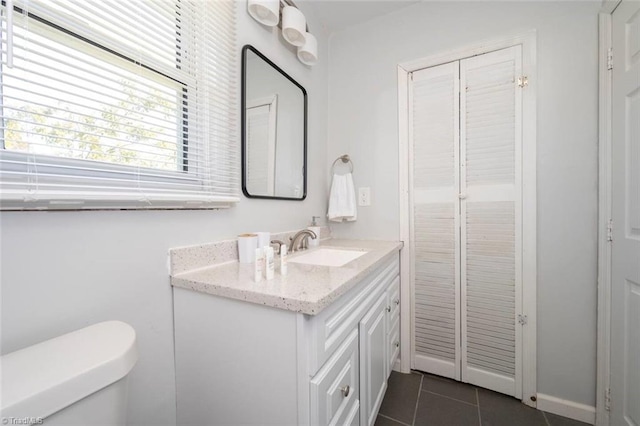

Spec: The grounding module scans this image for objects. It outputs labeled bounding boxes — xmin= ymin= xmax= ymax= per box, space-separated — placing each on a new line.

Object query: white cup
xmin=238 ymin=234 xmax=258 ymax=263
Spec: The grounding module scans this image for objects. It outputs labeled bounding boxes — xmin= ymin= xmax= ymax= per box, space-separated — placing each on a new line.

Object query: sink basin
xmin=288 ymin=248 xmax=368 ymax=267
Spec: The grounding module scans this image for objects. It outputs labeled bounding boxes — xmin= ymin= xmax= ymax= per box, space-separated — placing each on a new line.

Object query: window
xmin=0 ymin=0 xmax=238 ymax=209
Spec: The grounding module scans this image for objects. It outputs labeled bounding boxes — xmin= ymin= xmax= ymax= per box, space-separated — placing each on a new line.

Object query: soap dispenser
xmin=307 ymin=216 xmax=321 ymax=247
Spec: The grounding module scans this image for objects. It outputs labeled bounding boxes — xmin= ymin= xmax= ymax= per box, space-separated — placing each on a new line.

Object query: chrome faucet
xmin=289 ymin=229 xmax=317 ymax=253
xmin=270 ymin=240 xmax=285 ymax=255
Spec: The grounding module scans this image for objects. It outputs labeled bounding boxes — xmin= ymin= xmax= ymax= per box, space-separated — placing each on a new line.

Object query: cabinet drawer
xmin=309 ymin=256 xmax=400 ymax=373
xmin=387 ymin=277 xmax=400 ymax=321
xmin=388 ymin=315 xmax=400 ymax=374
xmin=310 ymin=329 xmax=359 ymax=426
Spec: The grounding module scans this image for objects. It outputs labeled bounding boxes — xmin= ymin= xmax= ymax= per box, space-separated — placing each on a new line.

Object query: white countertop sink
xmin=288 ymin=248 xmax=368 ymax=267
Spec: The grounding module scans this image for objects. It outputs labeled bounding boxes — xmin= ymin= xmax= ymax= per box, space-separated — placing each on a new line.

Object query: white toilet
xmin=1 ymin=321 xmax=138 ymax=425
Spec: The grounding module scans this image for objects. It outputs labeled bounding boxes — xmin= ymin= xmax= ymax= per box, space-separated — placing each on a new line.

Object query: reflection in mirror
xmin=242 ymin=45 xmax=307 ymax=200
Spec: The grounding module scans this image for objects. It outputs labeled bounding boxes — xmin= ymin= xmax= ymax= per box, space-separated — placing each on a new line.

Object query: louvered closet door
xmin=409 ymin=62 xmax=461 ymax=380
xmin=409 ymin=46 xmax=522 ymax=397
xmin=460 ymin=46 xmax=522 ymax=397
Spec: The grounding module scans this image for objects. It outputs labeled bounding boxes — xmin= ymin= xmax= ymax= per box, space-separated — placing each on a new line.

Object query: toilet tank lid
xmin=1 ymin=321 xmax=138 ymax=420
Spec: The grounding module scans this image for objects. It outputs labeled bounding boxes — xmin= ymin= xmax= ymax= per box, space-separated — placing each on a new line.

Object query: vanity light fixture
xmin=247 ymin=0 xmax=280 ymax=26
xmin=297 ymin=32 xmax=317 ymax=66
xmin=281 ymin=5 xmax=306 ymax=46
xmin=247 ymin=0 xmax=318 ymax=66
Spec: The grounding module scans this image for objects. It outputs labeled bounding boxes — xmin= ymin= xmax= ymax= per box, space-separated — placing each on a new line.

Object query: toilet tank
xmin=1 ymin=321 xmax=138 ymax=425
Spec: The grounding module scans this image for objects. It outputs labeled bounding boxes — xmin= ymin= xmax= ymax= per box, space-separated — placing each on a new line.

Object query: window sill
xmin=0 ymin=191 xmax=240 ymax=211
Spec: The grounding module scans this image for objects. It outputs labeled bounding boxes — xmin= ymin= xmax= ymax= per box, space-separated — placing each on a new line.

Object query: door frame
xmin=596 ymin=2 xmax=621 ymax=426
xmin=397 ymin=30 xmax=537 ymax=407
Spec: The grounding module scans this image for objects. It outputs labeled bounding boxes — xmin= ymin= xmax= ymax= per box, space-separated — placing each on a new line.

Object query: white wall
xmin=327 ymin=1 xmax=600 ymax=407
xmin=0 ymin=3 xmax=329 ymax=425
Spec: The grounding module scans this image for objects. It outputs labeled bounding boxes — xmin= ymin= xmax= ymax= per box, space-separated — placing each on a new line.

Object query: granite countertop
xmin=170 ymin=239 xmax=402 ymax=315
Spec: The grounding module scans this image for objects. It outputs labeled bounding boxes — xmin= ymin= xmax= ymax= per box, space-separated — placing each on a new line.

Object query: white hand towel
xmin=327 ymin=172 xmax=357 ymax=222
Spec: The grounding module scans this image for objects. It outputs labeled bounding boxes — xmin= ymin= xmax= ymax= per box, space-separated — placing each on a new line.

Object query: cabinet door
xmin=310 ymin=329 xmax=359 ymax=426
xmin=359 ymin=292 xmax=388 ymax=426
xmin=386 ymin=277 xmax=400 ymax=375
xmin=386 ymin=277 xmax=400 ymax=321
xmin=388 ymin=315 xmax=400 ymax=374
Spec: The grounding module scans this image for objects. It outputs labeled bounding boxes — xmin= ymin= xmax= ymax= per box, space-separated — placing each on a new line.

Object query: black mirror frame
xmin=241 ymin=45 xmax=308 ymax=201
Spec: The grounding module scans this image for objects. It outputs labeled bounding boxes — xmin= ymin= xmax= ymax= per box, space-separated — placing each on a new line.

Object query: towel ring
xmin=331 ymin=154 xmax=354 ymax=174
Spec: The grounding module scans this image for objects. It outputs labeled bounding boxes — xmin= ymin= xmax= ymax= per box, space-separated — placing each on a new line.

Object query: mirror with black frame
xmin=241 ymin=45 xmax=307 ymax=200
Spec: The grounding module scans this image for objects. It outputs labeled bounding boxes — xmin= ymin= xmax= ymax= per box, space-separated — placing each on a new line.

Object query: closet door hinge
xmin=607 ymin=48 xmax=614 ymax=71
xmin=517 ymin=76 xmax=528 ymax=88
xmin=605 ymin=387 xmax=611 ymax=411
xmin=518 ymin=314 xmax=528 ymax=325
xmin=607 ymin=219 xmax=614 ymax=242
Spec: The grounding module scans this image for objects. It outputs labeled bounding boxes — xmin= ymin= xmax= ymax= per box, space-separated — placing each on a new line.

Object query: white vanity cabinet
xmin=173 ymin=253 xmax=400 ymax=426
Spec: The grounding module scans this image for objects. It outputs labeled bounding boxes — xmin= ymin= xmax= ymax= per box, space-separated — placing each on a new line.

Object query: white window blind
xmin=0 ymin=0 xmax=239 ymax=210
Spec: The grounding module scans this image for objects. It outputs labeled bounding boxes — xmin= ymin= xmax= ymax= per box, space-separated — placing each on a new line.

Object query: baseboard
xmin=536 ymin=393 xmax=596 ymax=425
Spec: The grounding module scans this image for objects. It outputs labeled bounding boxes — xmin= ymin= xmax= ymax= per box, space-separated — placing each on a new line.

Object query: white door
xmin=611 ymin=1 xmax=640 ymax=424
xmin=245 ymin=96 xmax=277 ymax=195
xmin=410 ymin=46 xmax=523 ymax=398
xmin=460 ymin=46 xmax=523 ymax=398
xmin=409 ymin=61 xmax=461 ymax=380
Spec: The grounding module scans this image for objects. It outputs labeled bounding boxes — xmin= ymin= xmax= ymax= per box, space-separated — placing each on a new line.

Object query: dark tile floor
xmin=375 ymin=371 xmax=591 ymax=426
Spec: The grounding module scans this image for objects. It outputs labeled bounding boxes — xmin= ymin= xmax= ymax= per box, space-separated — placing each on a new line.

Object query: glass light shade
xmin=248 ymin=0 xmax=279 ymax=26
xmin=297 ymin=32 xmax=317 ymax=66
xmin=282 ymin=6 xmax=306 ymax=47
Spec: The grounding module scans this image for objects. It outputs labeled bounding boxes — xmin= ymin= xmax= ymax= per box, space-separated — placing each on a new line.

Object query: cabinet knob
xmin=395 ymin=299 xmax=400 ymax=306
xmin=341 ymin=385 xmax=350 ymax=398
xmin=386 ymin=306 xmax=391 ymax=313
xmin=395 ymin=341 xmax=400 ymax=348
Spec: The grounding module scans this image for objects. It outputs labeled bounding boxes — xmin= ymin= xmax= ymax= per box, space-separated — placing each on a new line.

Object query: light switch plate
xmin=358 ymin=187 xmax=371 ymax=206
